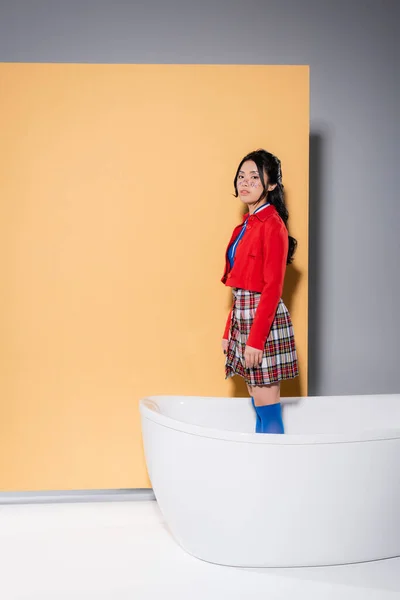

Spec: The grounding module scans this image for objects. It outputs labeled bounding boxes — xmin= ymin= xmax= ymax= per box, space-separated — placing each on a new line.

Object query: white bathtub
xmin=139 ymin=394 xmax=400 ymax=568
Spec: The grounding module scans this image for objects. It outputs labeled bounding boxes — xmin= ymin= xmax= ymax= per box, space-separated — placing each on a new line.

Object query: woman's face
xmin=236 ymin=160 xmax=275 ymax=207
xmin=236 ymin=160 xmax=266 ymax=206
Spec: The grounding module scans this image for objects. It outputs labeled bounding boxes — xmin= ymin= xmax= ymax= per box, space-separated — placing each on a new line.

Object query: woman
xmin=221 ymin=149 xmax=299 ymax=434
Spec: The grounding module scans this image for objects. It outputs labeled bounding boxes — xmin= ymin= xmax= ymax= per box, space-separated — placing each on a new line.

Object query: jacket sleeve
xmin=246 ymin=218 xmax=288 ymax=351
xmin=223 ymin=308 xmax=232 ymax=340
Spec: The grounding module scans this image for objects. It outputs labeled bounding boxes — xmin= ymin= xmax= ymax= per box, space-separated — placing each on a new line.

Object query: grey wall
xmin=1 ymin=0 xmax=399 ymax=396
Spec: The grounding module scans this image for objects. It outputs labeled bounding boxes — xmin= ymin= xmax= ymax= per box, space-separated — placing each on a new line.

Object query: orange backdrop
xmin=0 ymin=64 xmax=309 ymax=491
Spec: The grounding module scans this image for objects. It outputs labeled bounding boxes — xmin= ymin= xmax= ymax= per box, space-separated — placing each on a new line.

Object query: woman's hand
xmin=244 ymin=345 xmax=263 ymax=369
xmin=222 ymin=339 xmax=229 ymax=355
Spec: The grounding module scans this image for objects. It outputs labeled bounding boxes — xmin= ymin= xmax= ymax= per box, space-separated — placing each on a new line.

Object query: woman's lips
xmin=240 ymin=190 xmax=250 ymax=195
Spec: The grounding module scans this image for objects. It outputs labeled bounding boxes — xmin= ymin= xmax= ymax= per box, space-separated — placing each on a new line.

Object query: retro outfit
xmin=221 ymin=203 xmax=299 ymax=387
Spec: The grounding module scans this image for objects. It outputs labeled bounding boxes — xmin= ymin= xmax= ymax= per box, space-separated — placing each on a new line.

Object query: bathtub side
xmin=140 ymin=411 xmax=400 ymax=568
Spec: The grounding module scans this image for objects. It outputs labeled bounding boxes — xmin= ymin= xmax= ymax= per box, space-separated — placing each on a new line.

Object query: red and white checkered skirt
xmin=225 ymin=288 xmax=299 ymax=386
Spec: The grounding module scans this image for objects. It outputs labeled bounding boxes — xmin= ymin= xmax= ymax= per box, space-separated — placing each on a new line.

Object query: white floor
xmin=0 ymin=500 xmax=399 ymax=599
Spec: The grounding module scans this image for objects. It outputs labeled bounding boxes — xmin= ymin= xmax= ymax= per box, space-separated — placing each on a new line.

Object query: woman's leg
xmin=248 ymin=384 xmax=284 ymax=434
xmin=246 ymin=384 xmax=280 ymax=433
xmin=248 ymin=383 xmax=280 ymax=407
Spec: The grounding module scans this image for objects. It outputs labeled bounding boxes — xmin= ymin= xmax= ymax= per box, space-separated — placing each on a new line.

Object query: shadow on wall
xmin=307 ymin=132 xmax=324 ymax=396
xmin=228 ymin=133 xmax=323 ymax=398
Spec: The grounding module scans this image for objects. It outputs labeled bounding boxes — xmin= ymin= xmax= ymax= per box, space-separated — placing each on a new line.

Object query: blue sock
xmin=251 ymin=397 xmax=262 ymax=433
xmin=256 ymin=403 xmax=284 ymax=434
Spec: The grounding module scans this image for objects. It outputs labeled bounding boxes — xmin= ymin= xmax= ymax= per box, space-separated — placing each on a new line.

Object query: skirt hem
xmin=225 ymin=369 xmax=299 ymax=386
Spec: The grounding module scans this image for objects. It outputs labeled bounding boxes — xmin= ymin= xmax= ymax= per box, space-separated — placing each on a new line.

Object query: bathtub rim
xmin=139 ymin=394 xmax=400 ymax=446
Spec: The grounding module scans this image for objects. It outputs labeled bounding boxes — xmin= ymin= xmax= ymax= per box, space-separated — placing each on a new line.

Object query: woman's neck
xmin=248 ymin=200 xmax=269 ymax=215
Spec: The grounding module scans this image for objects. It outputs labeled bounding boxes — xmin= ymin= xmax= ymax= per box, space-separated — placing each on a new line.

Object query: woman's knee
xmin=250 ymin=383 xmax=280 ymax=407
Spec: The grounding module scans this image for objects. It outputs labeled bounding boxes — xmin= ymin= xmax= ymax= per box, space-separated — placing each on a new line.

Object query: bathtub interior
xmin=143 ymin=394 xmax=400 ymax=435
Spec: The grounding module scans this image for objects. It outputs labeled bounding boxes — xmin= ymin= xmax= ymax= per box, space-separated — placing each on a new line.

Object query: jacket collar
xmin=242 ymin=203 xmax=275 ymax=223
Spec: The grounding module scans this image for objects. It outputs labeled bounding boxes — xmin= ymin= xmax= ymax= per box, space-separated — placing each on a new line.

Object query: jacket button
xmin=247 ymin=224 xmax=252 ymax=230
xmin=227 ymin=273 xmax=231 ymax=278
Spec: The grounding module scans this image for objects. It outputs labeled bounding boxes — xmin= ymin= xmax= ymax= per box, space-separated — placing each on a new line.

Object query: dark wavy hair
xmin=233 ymin=149 xmax=297 ymax=265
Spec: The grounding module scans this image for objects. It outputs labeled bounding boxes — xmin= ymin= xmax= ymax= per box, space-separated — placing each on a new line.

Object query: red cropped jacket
xmin=221 ymin=204 xmax=289 ymax=351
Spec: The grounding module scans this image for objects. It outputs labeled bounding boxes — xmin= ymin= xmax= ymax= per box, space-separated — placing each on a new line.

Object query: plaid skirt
xmin=225 ymin=288 xmax=299 ymax=386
